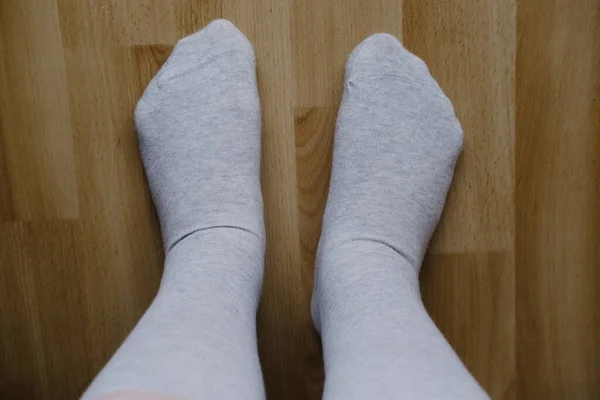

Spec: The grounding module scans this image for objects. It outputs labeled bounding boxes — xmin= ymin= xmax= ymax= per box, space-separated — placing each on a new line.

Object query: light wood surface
xmin=516 ymin=1 xmax=600 ymax=398
xmin=0 ymin=0 xmax=598 ymax=399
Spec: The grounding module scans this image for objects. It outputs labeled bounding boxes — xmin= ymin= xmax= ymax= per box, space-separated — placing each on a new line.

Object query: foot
xmin=320 ymin=33 xmax=462 ymax=271
xmin=313 ymin=33 xmax=463 ymax=327
xmin=135 ymin=19 xmax=264 ymax=253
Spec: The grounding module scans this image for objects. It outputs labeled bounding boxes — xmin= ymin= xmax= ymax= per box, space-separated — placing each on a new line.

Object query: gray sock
xmin=312 ymin=34 xmax=490 ymax=399
xmin=82 ymin=20 xmax=265 ymax=400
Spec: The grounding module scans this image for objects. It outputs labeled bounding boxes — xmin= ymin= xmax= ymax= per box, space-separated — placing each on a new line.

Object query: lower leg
xmin=313 ymin=34 xmax=489 ymax=399
xmin=84 ymin=230 xmax=264 ymax=400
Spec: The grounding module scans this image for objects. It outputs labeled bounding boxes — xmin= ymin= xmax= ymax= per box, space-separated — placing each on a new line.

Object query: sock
xmin=312 ymin=34 xmax=490 ymax=399
xmin=82 ymin=20 xmax=265 ymax=400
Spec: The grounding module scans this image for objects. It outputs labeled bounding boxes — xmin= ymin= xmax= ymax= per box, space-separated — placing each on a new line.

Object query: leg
xmin=82 ymin=20 xmax=265 ymax=400
xmin=312 ymin=34 xmax=489 ymax=399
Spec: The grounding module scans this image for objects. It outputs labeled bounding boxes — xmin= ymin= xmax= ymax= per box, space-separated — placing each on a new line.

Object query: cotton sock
xmin=82 ymin=20 xmax=265 ymax=400
xmin=312 ymin=34 xmax=490 ymax=399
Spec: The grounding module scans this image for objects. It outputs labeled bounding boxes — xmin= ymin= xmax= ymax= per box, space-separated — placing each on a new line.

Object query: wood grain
xmin=0 ymin=0 xmax=598 ymax=399
xmin=516 ymin=1 xmax=600 ymax=398
xmin=0 ymin=0 xmax=78 ymax=220
xmin=404 ymin=1 xmax=516 ymax=399
xmin=421 ymin=252 xmax=515 ymax=399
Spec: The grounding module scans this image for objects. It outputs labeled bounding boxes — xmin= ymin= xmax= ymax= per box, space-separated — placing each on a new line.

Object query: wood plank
xmin=0 ymin=0 xmax=78 ymax=220
xmin=0 ymin=113 xmax=15 ymax=221
xmin=56 ymin=0 xmax=165 ymax=381
xmin=404 ymin=0 xmax=515 ymax=254
xmin=0 ymin=221 xmax=88 ymax=398
xmin=421 ymin=252 xmax=515 ymax=399
xmin=403 ymin=0 xmax=516 ymax=397
xmin=516 ymin=1 xmax=600 ymax=398
xmin=222 ymin=1 xmax=310 ymax=397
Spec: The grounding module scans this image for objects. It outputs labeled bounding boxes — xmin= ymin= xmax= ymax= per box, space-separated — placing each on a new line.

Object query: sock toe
xmin=179 ymin=19 xmax=254 ymax=56
xmin=155 ymin=19 xmax=254 ymax=83
xmin=345 ymin=33 xmax=432 ymax=84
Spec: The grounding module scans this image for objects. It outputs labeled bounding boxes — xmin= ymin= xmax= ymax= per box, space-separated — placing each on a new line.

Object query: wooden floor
xmin=1 ymin=0 xmax=599 ymax=399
